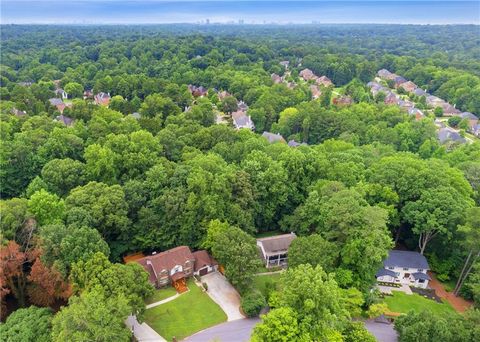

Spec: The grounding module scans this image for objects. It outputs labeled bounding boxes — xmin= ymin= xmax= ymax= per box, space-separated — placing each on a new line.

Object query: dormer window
xmin=171 ymin=265 xmax=183 ymax=275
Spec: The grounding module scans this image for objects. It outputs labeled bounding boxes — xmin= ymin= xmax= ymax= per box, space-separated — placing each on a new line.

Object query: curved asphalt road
xmin=183 ymin=318 xmax=397 ymax=342
xmin=183 ymin=318 xmax=260 ymax=342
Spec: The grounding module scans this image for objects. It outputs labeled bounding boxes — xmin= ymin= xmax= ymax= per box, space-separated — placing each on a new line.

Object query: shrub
xmin=367 ymin=303 xmax=388 ymax=318
xmin=447 ymin=116 xmax=461 ymax=128
xmin=241 ymin=290 xmax=267 ymax=317
xmin=202 ymin=282 xmax=208 ymax=291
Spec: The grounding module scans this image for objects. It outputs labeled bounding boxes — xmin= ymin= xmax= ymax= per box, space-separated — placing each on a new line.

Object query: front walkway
xmin=201 ymin=271 xmax=244 ymax=321
xmin=146 ymin=293 xmax=180 ymax=309
xmin=125 ymin=315 xmax=167 ymax=342
xmin=428 ymin=272 xmax=473 ymax=312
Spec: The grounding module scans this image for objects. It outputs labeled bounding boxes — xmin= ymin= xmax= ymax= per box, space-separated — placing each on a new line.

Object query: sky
xmin=1 ymin=1 xmax=479 ymax=25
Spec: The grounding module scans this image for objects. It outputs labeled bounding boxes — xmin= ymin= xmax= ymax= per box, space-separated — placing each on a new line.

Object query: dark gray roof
xmin=49 ymin=98 xmax=63 ymax=106
xmin=438 ymin=128 xmax=466 ymax=144
xmin=376 ymin=269 xmax=397 ymax=278
xmin=257 ymin=233 xmax=296 ymax=255
xmin=288 ymin=140 xmax=301 ymax=147
xmin=383 ymin=250 xmax=430 ymax=270
xmin=460 ymin=112 xmax=478 ymax=120
xmin=413 ymin=88 xmax=427 ymax=97
xmin=394 ymin=76 xmax=407 ymax=84
xmin=233 ymin=114 xmax=251 ymax=127
xmin=412 ymin=272 xmax=431 ymax=280
xmin=55 ymin=115 xmax=74 ymax=126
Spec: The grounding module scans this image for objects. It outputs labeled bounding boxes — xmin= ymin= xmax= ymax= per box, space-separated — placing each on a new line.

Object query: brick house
xmin=135 ymin=246 xmax=217 ymax=290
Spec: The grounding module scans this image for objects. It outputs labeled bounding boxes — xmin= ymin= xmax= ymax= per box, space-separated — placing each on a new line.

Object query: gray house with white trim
xmin=376 ymin=250 xmax=430 ymax=289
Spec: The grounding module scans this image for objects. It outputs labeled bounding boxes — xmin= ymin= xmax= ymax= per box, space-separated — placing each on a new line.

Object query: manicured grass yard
xmin=253 ymin=273 xmax=282 ymax=297
xmin=384 ymin=291 xmax=455 ymax=315
xmin=144 ymin=280 xmax=227 ymax=341
xmin=145 ymin=286 xmax=178 ymax=304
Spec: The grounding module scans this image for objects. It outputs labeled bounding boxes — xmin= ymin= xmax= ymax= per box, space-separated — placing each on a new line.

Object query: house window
xmin=417 ymin=269 xmax=424 ymax=272
xmin=388 ymin=267 xmax=395 ymax=270
xmin=403 ymin=268 xmax=409 ymax=271
xmin=170 ymin=265 xmax=183 ymax=275
xmin=419 ymin=279 xmax=425 ymax=283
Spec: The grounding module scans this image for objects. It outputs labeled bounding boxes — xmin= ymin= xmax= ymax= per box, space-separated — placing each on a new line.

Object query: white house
xmin=232 ymin=110 xmax=255 ymax=130
xmin=257 ymin=233 xmax=296 ymax=268
xmin=55 ymin=88 xmax=68 ymax=100
xmin=376 ymin=250 xmax=430 ymax=289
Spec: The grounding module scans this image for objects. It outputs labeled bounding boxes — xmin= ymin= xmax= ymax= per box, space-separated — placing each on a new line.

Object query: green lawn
xmin=145 ymin=286 xmax=178 ymax=304
xmin=253 ymin=273 xmax=282 ymax=297
xmin=384 ymin=291 xmax=455 ymax=315
xmin=144 ymin=280 xmax=227 ymax=341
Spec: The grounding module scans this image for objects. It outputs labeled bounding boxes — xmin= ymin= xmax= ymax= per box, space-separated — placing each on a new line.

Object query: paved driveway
xmin=201 ymin=272 xmax=244 ymax=321
xmin=184 ymin=318 xmax=260 ymax=342
xmin=364 ymin=320 xmax=398 ymax=342
xmin=125 ymin=315 xmax=167 ymax=342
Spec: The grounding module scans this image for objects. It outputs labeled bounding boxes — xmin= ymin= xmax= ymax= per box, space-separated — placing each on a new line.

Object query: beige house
xmin=257 ymin=233 xmax=297 ymax=268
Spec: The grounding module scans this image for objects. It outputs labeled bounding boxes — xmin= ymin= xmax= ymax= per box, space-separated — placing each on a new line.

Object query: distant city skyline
xmin=2 ymin=1 xmax=479 ymax=25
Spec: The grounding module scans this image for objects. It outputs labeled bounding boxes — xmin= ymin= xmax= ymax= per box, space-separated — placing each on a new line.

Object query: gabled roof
xmin=232 ymin=111 xmax=253 ymax=128
xmin=460 ymin=112 xmax=478 ymax=120
xmin=262 ymin=131 xmax=286 ymax=144
xmin=192 ymin=250 xmax=218 ymax=272
xmin=55 ymin=115 xmax=74 ymax=126
xmin=376 ymin=268 xmax=397 ymax=278
xmin=383 ymin=250 xmax=430 ymax=270
xmin=49 ymin=98 xmax=63 ymax=106
xmin=413 ymin=88 xmax=427 ymax=97
xmin=136 ymin=246 xmax=195 ymax=275
xmin=412 ymin=272 xmax=431 ymax=281
xmin=394 ymin=76 xmax=407 ymax=84
xmin=438 ymin=127 xmax=466 ymax=144
xmin=288 ymin=140 xmax=301 ymax=147
xmin=257 ymin=233 xmax=296 ymax=256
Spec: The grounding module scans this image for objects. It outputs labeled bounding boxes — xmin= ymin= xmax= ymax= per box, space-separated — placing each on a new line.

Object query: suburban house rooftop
xmin=192 ymin=250 xmax=218 ymax=273
xmin=383 ymin=250 xmax=430 ymax=270
xmin=257 ymin=233 xmax=296 ymax=256
xmin=136 ymin=246 xmax=194 ymax=282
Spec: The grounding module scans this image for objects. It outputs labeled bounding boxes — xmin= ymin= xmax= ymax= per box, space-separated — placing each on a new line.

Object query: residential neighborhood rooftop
xmin=257 ymin=233 xmax=296 ymax=256
xmin=382 ymin=250 xmax=430 ymax=270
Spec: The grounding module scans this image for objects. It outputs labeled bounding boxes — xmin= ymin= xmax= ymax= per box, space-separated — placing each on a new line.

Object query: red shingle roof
xmin=136 ymin=246 xmax=195 ymax=275
xmin=193 ymin=250 xmax=218 ymax=272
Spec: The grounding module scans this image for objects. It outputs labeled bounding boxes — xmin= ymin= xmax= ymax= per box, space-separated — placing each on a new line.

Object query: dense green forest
xmin=1 ymin=24 xmax=479 ymax=341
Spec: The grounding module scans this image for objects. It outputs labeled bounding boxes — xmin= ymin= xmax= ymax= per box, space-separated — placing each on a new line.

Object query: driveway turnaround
xmin=184 ymin=318 xmax=260 ymax=342
xmin=201 ymin=271 xmax=244 ymax=321
xmin=364 ymin=320 xmax=398 ymax=342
